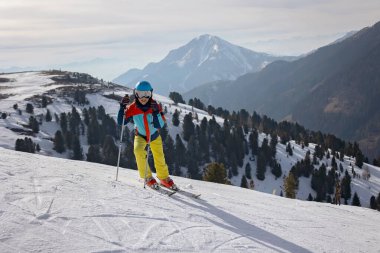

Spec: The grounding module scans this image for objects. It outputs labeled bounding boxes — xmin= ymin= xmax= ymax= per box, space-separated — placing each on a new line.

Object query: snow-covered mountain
xmin=113 ymin=34 xmax=295 ymax=95
xmin=1 ymin=147 xmax=380 ymax=252
xmin=1 ymin=71 xmax=380 ymax=210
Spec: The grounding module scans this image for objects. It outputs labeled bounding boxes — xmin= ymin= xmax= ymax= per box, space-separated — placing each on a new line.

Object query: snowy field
xmin=1 ymin=147 xmax=380 ymax=253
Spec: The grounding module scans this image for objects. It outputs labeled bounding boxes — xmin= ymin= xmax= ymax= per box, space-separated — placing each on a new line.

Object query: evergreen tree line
xmin=183 ymin=94 xmax=370 ymax=166
xmin=15 ymin=137 xmax=40 ymax=153
xmin=52 ymin=105 xmax=118 ymax=163
xmin=177 ymin=95 xmax=380 ymax=208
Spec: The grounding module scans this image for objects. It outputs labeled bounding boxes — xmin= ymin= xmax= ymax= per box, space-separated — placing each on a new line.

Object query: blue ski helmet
xmin=135 ymin=81 xmax=153 ymax=91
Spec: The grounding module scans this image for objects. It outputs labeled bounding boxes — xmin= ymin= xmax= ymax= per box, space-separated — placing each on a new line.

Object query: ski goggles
xmin=135 ymin=90 xmax=152 ymax=98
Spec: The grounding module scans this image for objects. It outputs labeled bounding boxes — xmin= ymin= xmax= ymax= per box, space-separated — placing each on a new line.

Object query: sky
xmin=0 ymin=0 xmax=379 ymax=80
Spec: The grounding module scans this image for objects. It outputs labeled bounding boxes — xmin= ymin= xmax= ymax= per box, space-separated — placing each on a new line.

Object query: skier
xmin=117 ymin=81 xmax=177 ymax=190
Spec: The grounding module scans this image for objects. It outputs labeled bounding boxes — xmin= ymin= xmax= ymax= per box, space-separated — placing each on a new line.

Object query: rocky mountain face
xmin=183 ymin=22 xmax=380 ymax=159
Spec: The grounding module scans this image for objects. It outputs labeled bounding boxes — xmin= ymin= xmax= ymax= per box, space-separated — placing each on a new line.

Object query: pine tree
xmin=174 ymin=134 xmax=186 ymax=167
xmin=311 ymin=163 xmax=327 ymax=202
xmin=284 ymin=172 xmax=298 ymax=199
xmin=256 ymin=152 xmax=266 ymax=181
xmin=203 ymin=162 xmax=228 ymax=184
xmin=53 ymin=130 xmax=65 ymax=153
xmin=87 ymin=118 xmax=100 ymax=145
xmin=60 ymin=113 xmax=68 ymax=133
xmin=249 ymin=131 xmax=259 ymax=156
xmin=307 ymin=193 xmax=313 ymax=201
xmin=269 ymin=133 xmax=277 ymax=158
xmin=28 ymin=116 xmax=39 ymax=133
xmin=355 ymin=151 xmax=364 ymax=168
xmin=163 ymin=134 xmax=175 ymax=174
xmin=41 ymin=96 xmax=48 ymax=108
xmin=352 ymin=192 xmax=361 ymax=206
xmin=16 ymin=137 xmax=36 ymax=153
xmin=182 ymin=113 xmax=195 ymax=141
xmin=240 ymin=175 xmax=248 ymax=188
xmin=286 ymin=142 xmax=293 ymax=156
xmin=26 ymin=103 xmax=34 ymax=114
xmin=46 ymin=109 xmax=52 ymax=122
xmin=97 ymin=105 xmax=106 ymax=121
xmin=271 ymin=162 xmax=282 ymax=179
xmin=186 ymin=136 xmax=201 ymax=179
xmin=172 ymin=109 xmax=180 ymax=127
xmin=65 ymin=131 xmax=73 ymax=150
xmin=245 ymin=163 xmax=252 ymax=179
xmin=87 ymin=145 xmax=102 ymax=163
xmin=102 ymin=135 xmax=118 ymax=165
xmin=15 ymin=139 xmax=26 ymax=152
xmin=370 ymin=195 xmax=377 ymax=210
xmin=169 ymin=92 xmax=185 ymax=104
xmin=341 ymin=170 xmax=352 ymax=201
xmin=69 ymin=107 xmax=81 ymax=135
xmin=72 ymin=135 xmax=83 ymax=160
xmin=82 ymin=108 xmax=90 ymax=126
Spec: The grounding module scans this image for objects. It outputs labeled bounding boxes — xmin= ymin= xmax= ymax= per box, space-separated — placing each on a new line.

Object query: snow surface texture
xmin=1 ymin=147 xmax=380 ymax=253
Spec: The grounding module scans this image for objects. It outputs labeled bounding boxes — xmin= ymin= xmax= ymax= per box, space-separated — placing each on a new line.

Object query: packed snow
xmin=1 ymin=147 xmax=380 ymax=253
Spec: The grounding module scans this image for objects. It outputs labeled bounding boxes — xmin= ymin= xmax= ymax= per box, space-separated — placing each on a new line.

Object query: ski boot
xmin=159 ymin=177 xmax=178 ymax=191
xmin=145 ymin=177 xmax=159 ymax=190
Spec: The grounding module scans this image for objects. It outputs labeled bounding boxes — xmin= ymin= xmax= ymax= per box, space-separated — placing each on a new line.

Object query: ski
xmin=159 ymin=184 xmax=201 ymax=199
xmin=175 ymin=189 xmax=201 ymax=199
xmin=148 ymin=185 xmax=177 ymax=197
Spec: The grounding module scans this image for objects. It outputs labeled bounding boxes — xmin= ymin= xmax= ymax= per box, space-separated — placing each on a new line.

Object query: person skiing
xmin=117 ymin=81 xmax=177 ymax=190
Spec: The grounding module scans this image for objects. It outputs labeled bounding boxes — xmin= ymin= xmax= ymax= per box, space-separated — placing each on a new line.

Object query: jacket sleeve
xmin=117 ymin=107 xmax=131 ymax=125
xmin=152 ymin=104 xmax=166 ymax=129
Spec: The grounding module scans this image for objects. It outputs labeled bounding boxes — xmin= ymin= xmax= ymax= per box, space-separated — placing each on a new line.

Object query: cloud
xmin=0 ymin=0 xmax=379 ymax=79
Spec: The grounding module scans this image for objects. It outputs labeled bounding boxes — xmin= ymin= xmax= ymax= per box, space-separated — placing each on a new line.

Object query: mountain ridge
xmin=113 ymin=34 xmax=295 ymax=95
xmin=183 ymin=21 xmax=380 ymax=159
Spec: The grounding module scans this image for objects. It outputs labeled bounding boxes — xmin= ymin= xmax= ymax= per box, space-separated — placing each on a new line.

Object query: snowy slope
xmin=1 ymin=147 xmax=379 ymax=253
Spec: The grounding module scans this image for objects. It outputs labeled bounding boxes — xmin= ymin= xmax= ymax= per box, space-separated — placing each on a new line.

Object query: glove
xmin=120 ymin=95 xmax=130 ymax=109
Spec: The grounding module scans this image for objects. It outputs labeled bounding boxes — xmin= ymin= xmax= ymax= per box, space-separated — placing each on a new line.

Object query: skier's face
xmin=138 ymin=97 xmax=149 ymax=105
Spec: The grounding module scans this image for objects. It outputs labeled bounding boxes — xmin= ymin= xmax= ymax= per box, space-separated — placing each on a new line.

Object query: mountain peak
xmin=113 ymin=35 xmax=295 ymax=95
xmin=195 ymin=34 xmax=222 ymax=41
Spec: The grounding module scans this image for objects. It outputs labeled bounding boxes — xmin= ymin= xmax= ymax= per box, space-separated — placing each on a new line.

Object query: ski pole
xmin=143 ymin=140 xmax=151 ymax=188
xmin=115 ymin=116 xmax=125 ymax=181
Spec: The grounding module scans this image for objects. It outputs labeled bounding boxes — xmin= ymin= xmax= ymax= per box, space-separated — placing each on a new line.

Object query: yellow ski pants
xmin=134 ymin=134 xmax=169 ymax=180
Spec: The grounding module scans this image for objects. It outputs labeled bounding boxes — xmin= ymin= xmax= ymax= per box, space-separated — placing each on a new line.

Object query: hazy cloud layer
xmin=1 ymin=0 xmax=379 ymax=80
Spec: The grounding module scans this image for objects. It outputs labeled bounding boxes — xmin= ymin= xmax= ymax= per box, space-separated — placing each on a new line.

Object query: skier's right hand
xmin=120 ymin=94 xmax=130 ymax=109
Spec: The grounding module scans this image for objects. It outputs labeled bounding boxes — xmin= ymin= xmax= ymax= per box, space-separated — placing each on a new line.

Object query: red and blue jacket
xmin=117 ymin=98 xmax=166 ymax=143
